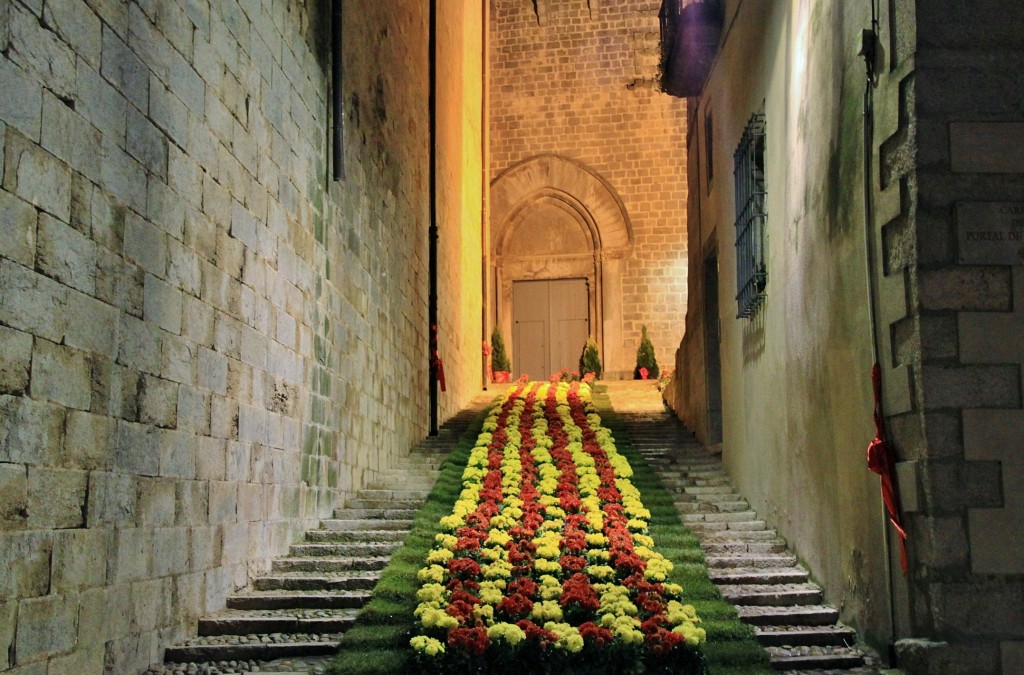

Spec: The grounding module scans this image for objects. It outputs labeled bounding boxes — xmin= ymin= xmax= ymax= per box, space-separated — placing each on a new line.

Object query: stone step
xmin=703 ymin=540 xmax=789 ymax=555
xmin=699 ymin=529 xmax=781 ymax=542
xmin=227 ymin=589 xmax=372 ymax=610
xmin=683 ymin=510 xmax=759 ymax=523
xmin=320 ymin=518 xmax=414 ymax=531
xmin=688 ymin=519 xmax=770 ymax=534
xmin=272 ymin=555 xmax=391 ymax=573
xmin=736 ymin=605 xmax=840 ymax=627
xmin=705 ymin=554 xmax=798 ymax=569
xmin=355 ymin=488 xmax=431 ymax=501
xmin=684 ymin=485 xmax=737 ymax=495
xmin=720 ymin=583 xmax=822 ymax=606
xmin=304 ymin=528 xmax=407 ymax=543
xmin=755 ymin=624 xmax=857 ymax=648
xmin=290 ymin=542 xmax=401 ymax=557
xmin=675 ymin=500 xmax=751 ymax=513
xmin=344 ymin=497 xmax=426 ymax=510
xmin=365 ymin=484 xmax=435 ymax=494
xmin=253 ymin=571 xmax=380 ymax=592
xmin=164 ymin=637 xmax=340 ymax=664
xmin=199 ymin=608 xmax=360 ymax=636
xmin=331 ymin=507 xmax=420 ymax=520
xmin=709 ymin=568 xmax=810 ymax=584
xmin=766 ymin=646 xmax=865 ymax=670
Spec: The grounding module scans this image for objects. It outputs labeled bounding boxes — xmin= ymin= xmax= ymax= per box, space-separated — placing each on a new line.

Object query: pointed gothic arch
xmin=489 ymin=154 xmax=634 ymax=377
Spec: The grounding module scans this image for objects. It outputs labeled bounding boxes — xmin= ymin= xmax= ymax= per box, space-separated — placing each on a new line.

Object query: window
xmin=733 ymin=109 xmax=766 ymax=318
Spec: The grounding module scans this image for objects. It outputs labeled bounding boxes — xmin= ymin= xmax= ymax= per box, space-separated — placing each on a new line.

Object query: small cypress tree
xmin=580 ymin=336 xmax=602 ymax=379
xmin=491 ymin=326 xmax=511 ymax=373
xmin=634 ymin=325 xmax=660 ymax=379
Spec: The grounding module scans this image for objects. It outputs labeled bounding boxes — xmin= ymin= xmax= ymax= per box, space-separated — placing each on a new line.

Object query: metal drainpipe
xmin=428 ymin=0 xmax=439 ymax=436
xmin=859 ymin=0 xmax=899 ymax=660
xmin=332 ymin=0 xmax=344 ymax=181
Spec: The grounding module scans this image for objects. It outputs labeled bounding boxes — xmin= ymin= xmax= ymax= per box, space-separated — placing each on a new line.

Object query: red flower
xmin=448 ymin=626 xmax=490 ymax=656
xmin=445 ymin=599 xmax=476 ymax=622
xmin=579 ymin=621 xmax=614 ymax=648
xmin=558 ymin=555 xmax=588 ymax=573
xmin=643 ymin=625 xmax=684 ymax=654
xmin=496 ymin=592 xmax=534 ymax=621
xmin=508 ymin=577 xmax=538 ymax=599
xmin=448 ymin=557 xmax=481 ymax=579
xmin=516 ymin=619 xmax=558 ymax=645
xmin=559 ymin=573 xmax=600 ymax=612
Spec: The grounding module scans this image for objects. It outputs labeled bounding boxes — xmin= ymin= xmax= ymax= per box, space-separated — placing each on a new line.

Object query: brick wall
xmin=0 ymin=1 xmax=480 ymax=671
xmin=489 ymin=0 xmax=688 ymax=376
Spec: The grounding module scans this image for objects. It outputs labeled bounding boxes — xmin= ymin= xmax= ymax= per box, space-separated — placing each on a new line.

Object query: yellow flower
xmin=416 ymin=565 xmax=446 ymax=584
xmin=626 ymin=518 xmax=649 ymax=532
xmin=486 ymin=530 xmax=512 ymax=547
xmin=478 ymin=586 xmax=503 ymax=605
xmin=410 ymin=635 xmax=445 ymax=656
xmin=672 ymin=623 xmax=707 ymax=646
xmin=435 ymin=533 xmax=458 ymax=550
xmin=418 ymin=607 xmax=458 ymax=630
xmin=662 ymin=582 xmax=683 ymax=598
xmin=534 ymin=558 xmax=562 ymax=574
xmin=530 ymin=600 xmax=564 ymax=622
xmin=482 ymin=560 xmax=512 ymax=579
xmin=473 ymin=604 xmax=495 ymax=622
xmin=426 ymin=548 xmax=453 ymax=565
xmin=416 ymin=583 xmax=447 ymax=604
xmin=585 ymin=564 xmax=615 ymax=581
xmin=543 ymin=622 xmax=584 ymax=653
xmin=487 ymin=622 xmax=527 ymax=646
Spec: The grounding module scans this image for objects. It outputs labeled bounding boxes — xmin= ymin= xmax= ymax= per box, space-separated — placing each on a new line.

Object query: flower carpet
xmin=409 ymin=381 xmax=707 ymax=674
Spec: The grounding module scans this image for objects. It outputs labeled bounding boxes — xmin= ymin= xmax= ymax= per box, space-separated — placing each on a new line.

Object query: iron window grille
xmin=733 ymin=110 xmax=767 ymax=318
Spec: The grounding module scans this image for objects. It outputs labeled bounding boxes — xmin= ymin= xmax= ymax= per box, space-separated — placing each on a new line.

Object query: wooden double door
xmin=512 ymin=278 xmax=590 ymax=380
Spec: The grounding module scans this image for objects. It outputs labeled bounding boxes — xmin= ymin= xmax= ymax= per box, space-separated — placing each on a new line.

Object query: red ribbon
xmin=867 ymin=363 xmax=908 ymax=574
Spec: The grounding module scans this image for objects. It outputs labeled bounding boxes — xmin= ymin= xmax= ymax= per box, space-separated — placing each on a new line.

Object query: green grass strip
xmin=326 ymin=405 xmax=492 ymax=675
xmin=590 ymin=387 xmax=771 ymax=675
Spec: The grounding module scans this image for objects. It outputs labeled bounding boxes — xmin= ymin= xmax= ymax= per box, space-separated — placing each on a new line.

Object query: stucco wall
xmin=667 ymin=0 xmax=898 ymax=647
xmin=0 ymin=1 xmax=481 ymax=671
xmin=488 ymin=0 xmax=688 ymax=378
xmin=437 ymin=0 xmax=485 ymax=416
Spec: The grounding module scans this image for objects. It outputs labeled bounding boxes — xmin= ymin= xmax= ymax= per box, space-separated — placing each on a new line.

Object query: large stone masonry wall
xmin=489 ymin=0 xmax=688 ymax=376
xmin=892 ymin=1 xmax=1024 ymax=671
xmin=0 ymin=0 xmax=465 ymax=672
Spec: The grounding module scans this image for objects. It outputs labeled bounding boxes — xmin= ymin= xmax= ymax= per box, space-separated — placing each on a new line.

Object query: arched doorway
xmin=489 ymin=155 xmax=633 ymax=377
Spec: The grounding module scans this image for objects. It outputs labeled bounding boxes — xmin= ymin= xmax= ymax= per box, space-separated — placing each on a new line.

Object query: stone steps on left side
xmin=147 ymin=393 xmax=493 ymax=674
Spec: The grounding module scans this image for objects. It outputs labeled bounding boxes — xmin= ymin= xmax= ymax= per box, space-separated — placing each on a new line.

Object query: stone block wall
xmin=893 ymin=1 xmax=1024 ymax=671
xmin=488 ymin=0 xmax=688 ymax=377
xmin=0 ymin=1 xmax=480 ymax=672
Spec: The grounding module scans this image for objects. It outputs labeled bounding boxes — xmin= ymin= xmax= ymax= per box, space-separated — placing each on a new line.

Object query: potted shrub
xmin=580 ymin=336 xmax=602 ymax=380
xmin=634 ymin=325 xmax=660 ymax=380
xmin=491 ymin=327 xmax=511 ymax=383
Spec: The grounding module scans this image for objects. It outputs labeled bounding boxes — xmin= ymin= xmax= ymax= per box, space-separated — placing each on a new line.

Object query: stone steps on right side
xmin=613 ymin=408 xmax=879 ymax=673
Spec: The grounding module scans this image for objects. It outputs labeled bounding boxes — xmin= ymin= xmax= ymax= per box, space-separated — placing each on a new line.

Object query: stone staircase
xmin=613 ymin=409 xmax=882 ymax=673
xmin=149 ymin=404 xmax=487 ymax=674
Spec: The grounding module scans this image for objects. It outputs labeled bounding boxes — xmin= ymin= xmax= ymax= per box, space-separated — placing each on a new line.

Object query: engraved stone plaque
xmin=957 ymin=202 xmax=1024 ymax=265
